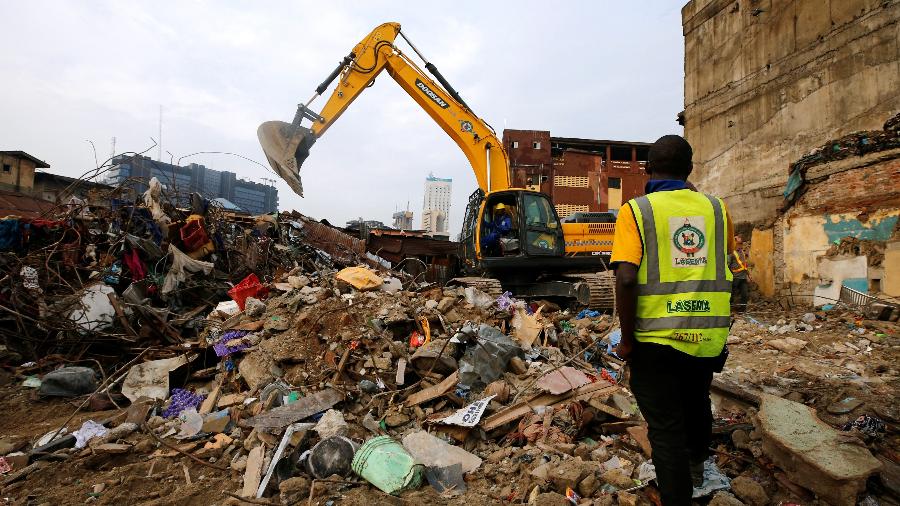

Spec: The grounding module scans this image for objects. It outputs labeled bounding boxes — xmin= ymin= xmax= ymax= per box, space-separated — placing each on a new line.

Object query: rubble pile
xmin=0 ymin=186 xmax=897 ymax=505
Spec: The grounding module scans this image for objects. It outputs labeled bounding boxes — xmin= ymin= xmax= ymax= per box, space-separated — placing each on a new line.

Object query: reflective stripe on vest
xmin=629 ymin=190 xmax=732 ymax=357
xmin=730 ymin=251 xmax=747 ymax=273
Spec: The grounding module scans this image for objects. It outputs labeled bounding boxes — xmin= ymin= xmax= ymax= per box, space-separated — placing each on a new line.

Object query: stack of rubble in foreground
xmin=0 ymin=177 xmax=897 ymax=506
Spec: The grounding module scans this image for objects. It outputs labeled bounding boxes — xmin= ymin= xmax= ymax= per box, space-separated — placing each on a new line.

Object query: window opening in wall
xmin=611 ymin=146 xmax=631 ymax=161
xmin=512 ymin=141 xmax=519 ymax=148
xmin=2 ymin=164 xmax=10 ymax=173
xmin=533 ymin=142 xmax=541 ymax=149
xmin=609 ymin=177 xmax=621 ymax=189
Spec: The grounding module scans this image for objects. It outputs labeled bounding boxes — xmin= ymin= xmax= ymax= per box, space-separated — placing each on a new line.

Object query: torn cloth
xmin=161 ymin=244 xmax=213 ymax=294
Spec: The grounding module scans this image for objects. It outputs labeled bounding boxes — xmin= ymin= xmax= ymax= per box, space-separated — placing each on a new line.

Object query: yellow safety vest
xmin=629 ymin=190 xmax=732 ymax=357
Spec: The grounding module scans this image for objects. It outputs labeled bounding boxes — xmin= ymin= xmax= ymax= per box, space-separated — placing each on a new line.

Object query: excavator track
xmin=448 ymin=277 xmax=504 ymax=297
xmin=563 ymin=271 xmax=616 ymax=310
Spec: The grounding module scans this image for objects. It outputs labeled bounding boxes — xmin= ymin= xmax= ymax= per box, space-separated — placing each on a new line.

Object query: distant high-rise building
xmin=392 ymin=210 xmax=414 ymax=230
xmin=421 ymin=209 xmax=446 ymax=234
xmin=107 ymin=154 xmax=278 ymax=215
xmin=422 ymin=173 xmax=451 ymax=235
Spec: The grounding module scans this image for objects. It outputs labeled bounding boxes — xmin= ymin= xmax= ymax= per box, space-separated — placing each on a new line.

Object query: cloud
xmin=0 ymin=1 xmax=684 ymax=234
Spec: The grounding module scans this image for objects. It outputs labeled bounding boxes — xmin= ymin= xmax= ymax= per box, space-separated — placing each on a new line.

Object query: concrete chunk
xmin=756 ymin=394 xmax=881 ymax=505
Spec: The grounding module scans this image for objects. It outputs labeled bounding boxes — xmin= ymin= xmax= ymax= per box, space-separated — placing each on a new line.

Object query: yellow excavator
xmin=258 ymin=22 xmax=614 ymax=308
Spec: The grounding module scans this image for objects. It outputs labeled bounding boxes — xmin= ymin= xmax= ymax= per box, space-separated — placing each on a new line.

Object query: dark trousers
xmin=731 ymin=277 xmax=748 ymax=311
xmin=629 ymin=342 xmax=717 ymax=506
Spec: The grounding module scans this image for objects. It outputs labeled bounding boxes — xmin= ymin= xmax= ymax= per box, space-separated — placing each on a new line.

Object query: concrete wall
xmin=885 ymin=240 xmax=900 ymax=296
xmin=749 ymin=227 xmax=775 ymax=296
xmin=0 ymin=154 xmax=36 ymax=192
xmin=748 ymin=153 xmax=900 ymax=302
xmin=681 ymin=0 xmax=900 ymax=225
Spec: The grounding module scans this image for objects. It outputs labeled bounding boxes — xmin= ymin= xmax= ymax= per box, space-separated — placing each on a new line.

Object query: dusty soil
xmin=1 ymin=302 xmax=897 ymax=506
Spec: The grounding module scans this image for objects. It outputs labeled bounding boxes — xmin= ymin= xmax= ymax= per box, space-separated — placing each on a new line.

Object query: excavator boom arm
xmin=259 ymin=22 xmax=510 ymax=195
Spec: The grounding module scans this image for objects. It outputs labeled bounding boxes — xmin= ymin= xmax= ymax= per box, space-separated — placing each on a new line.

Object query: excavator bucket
xmin=257 ymin=121 xmax=317 ymax=197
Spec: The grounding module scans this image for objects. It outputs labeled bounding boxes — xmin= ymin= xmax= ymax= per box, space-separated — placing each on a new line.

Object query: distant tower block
xmin=422 ymin=173 xmax=452 ymax=234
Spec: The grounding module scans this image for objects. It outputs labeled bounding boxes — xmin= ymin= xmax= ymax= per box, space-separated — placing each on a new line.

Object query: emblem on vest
xmin=669 ymin=216 xmax=708 ymax=267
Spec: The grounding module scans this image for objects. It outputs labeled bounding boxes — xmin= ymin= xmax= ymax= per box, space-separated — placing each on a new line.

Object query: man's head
xmin=647 ymin=135 xmax=693 ymax=180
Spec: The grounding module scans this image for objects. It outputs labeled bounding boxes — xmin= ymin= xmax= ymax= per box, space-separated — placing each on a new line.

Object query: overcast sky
xmin=0 ymin=1 xmax=685 ymax=233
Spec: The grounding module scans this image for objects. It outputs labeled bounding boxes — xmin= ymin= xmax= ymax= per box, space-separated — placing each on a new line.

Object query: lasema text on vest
xmin=666 ymin=299 xmax=711 ymax=313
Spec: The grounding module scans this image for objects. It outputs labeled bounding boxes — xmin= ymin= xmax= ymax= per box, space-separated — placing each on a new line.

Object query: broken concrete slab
xmin=766 ymin=337 xmax=808 ymax=354
xmin=756 ymin=394 xmax=881 ymax=505
xmin=238 ymin=352 xmax=277 ymax=391
xmin=536 ymin=366 xmax=591 ymax=395
xmin=626 ymin=425 xmax=652 ymax=457
xmin=730 ymin=475 xmax=769 ymax=506
xmin=401 ymin=430 xmax=482 ymax=473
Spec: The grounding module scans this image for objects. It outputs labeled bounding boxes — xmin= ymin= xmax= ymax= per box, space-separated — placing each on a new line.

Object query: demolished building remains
xmin=682 ymin=0 xmax=900 ymax=303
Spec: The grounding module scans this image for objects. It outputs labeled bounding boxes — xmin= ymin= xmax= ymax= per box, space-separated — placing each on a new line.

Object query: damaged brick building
xmin=502 ymin=129 xmax=650 ymax=219
xmin=681 ymin=0 xmax=900 ymax=301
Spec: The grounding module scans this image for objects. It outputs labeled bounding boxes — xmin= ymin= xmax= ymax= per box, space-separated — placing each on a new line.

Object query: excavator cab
xmin=475 ymin=190 xmax=564 ymax=260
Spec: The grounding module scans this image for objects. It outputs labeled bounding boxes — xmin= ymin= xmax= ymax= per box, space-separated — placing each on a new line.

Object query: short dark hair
xmin=647 ymin=135 xmax=693 ymax=177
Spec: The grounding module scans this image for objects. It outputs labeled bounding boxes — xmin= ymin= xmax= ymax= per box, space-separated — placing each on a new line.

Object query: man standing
xmin=729 ymin=235 xmax=750 ymax=312
xmin=611 ymin=135 xmax=734 ymax=506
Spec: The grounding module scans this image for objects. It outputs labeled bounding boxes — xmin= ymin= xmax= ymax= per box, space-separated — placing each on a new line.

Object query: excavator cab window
xmin=480 ymin=195 xmax=520 ymax=257
xmin=522 ymin=193 xmax=562 ymax=256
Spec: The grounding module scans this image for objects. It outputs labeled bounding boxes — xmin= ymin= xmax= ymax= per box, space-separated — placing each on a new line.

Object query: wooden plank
xmin=107 ymin=292 xmax=139 ymax=340
xmin=711 ymin=378 xmax=760 ymax=406
xmin=199 ymin=383 xmax=222 ymax=415
xmin=482 ymin=383 xmax=618 ymax=431
xmin=245 ymin=388 xmax=343 ymax=430
xmin=588 ymin=397 xmax=629 ymax=419
xmin=241 ymin=445 xmax=265 ymax=497
xmin=405 ymin=371 xmax=458 ymax=407
xmin=395 ymin=358 xmax=407 ymax=386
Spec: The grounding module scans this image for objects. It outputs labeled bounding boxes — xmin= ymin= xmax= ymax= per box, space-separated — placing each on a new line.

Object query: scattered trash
xmin=335 ymin=267 xmax=383 ymax=291
xmin=228 ymin=273 xmax=268 ymax=310
xmin=691 ymin=459 xmax=731 ymax=498
xmin=22 ymin=376 xmax=41 ymax=388
xmin=67 ymin=284 xmax=116 ymax=333
xmin=352 ymin=435 xmax=424 ymax=495
xmin=463 ymin=286 xmax=494 ymax=309
xmin=842 ymin=414 xmax=886 ymax=438
xmin=457 ymin=324 xmax=524 ymax=390
xmin=402 ymin=430 xmax=482 ymax=473
xmin=164 ymin=389 xmax=206 ymax=418
xmin=121 ymin=355 xmax=195 ymax=402
xmin=38 ymin=367 xmax=98 ymax=397
xmin=73 ymin=420 xmax=108 ymax=449
xmin=304 ymin=436 xmax=359 ymax=478
xmin=0 ymin=170 xmax=892 ymax=506
xmin=437 ymin=395 xmax=496 ymax=427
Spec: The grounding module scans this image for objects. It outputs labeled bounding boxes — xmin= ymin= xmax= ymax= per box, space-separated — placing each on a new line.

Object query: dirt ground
xmin=1 ymin=302 xmax=897 ymax=506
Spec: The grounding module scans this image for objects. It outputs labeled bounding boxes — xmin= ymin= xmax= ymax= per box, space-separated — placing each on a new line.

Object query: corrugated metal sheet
xmin=294 ymin=215 xmax=367 ymax=264
xmin=0 ymin=191 xmax=56 ymax=218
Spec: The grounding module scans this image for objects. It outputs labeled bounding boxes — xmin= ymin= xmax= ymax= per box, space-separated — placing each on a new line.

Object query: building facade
xmin=422 ymin=174 xmax=451 ymax=234
xmin=421 ymin=209 xmax=448 ymax=238
xmin=681 ymin=0 xmax=900 ymax=301
xmin=0 ymin=151 xmax=49 ymax=193
xmin=681 ymin=0 xmax=900 ymax=225
xmin=502 ymin=130 xmax=650 ymax=219
xmin=32 ymin=172 xmax=117 ymax=207
xmin=107 ymin=155 xmax=278 ymax=214
xmin=392 ymin=210 xmax=414 ymax=230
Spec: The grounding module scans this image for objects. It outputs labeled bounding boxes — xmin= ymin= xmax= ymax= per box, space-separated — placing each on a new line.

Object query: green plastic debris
xmin=351 ymin=435 xmax=423 ymax=494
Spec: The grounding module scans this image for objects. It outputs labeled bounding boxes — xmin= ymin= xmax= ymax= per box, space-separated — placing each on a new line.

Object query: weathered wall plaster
xmin=749 ymin=228 xmax=775 ymax=297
